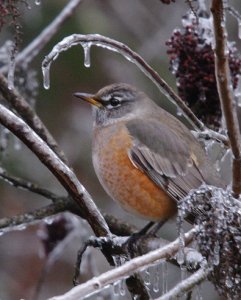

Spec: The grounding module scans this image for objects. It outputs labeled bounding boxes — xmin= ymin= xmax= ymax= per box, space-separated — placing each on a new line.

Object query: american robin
xmin=74 ymin=83 xmax=224 ymax=223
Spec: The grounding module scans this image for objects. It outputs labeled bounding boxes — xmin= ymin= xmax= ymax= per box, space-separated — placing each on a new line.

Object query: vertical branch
xmin=211 ymin=0 xmax=241 ymax=198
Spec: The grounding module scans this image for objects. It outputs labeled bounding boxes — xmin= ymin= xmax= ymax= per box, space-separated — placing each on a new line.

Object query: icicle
xmin=144 ymin=267 xmax=151 ymax=288
xmin=153 ymin=262 xmax=161 ymax=293
xmin=82 ymin=42 xmax=91 ymax=68
xmin=119 ymin=279 xmax=126 ymax=296
xmin=14 ymin=136 xmax=22 ymax=151
xmin=7 ymin=44 xmax=16 ymax=90
xmin=176 ymin=215 xmax=185 ymax=266
xmin=238 ymin=22 xmax=241 ymax=40
xmin=112 ymin=281 xmax=119 ymax=296
xmin=162 ymin=260 xmax=168 ymax=295
xmin=42 ymin=64 xmax=50 ymax=90
xmin=195 ymin=284 xmax=203 ymax=300
xmin=176 ymin=106 xmax=183 ymax=117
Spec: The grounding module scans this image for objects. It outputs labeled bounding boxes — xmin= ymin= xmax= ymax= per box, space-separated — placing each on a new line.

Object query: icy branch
xmin=0 ymin=103 xmax=110 ymax=237
xmin=48 ymin=228 xmax=196 ymax=300
xmin=0 ymin=198 xmax=70 ymax=233
xmin=211 ymin=0 xmax=241 ymax=197
xmin=156 ymin=266 xmax=210 ymax=300
xmin=42 ymin=34 xmax=204 ymax=131
xmin=0 ymin=167 xmax=63 ymax=202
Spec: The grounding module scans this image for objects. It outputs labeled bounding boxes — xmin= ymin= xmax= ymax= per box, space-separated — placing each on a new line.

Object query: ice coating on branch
xmin=178 ymin=185 xmax=241 ymax=298
xmin=7 ymin=43 xmax=16 ymax=90
xmin=82 ymin=42 xmax=92 ymax=68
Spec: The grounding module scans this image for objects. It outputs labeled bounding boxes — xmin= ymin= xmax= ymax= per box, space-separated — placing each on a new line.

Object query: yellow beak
xmin=74 ymin=92 xmax=103 ymax=108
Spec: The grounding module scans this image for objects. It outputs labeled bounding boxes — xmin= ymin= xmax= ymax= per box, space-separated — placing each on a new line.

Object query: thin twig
xmin=192 ymin=129 xmax=229 ymax=146
xmin=0 ymin=73 xmax=68 ymax=163
xmin=0 ymin=166 xmax=62 ymax=202
xmin=42 ymin=34 xmax=205 ymax=131
xmin=0 ymin=103 xmax=110 ymax=237
xmin=156 ymin=266 xmax=210 ymax=300
xmin=211 ymin=0 xmax=241 ymax=197
xmin=0 ymin=198 xmax=70 ymax=231
xmin=226 ymin=6 xmax=241 ymax=22
xmin=47 ymin=228 xmax=196 ymax=300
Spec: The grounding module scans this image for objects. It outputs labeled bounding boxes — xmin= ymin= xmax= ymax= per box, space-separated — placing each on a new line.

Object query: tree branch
xmin=0 ymin=103 xmax=110 ymax=237
xmin=47 ymin=228 xmax=196 ymax=300
xmin=211 ymin=0 xmax=241 ymax=197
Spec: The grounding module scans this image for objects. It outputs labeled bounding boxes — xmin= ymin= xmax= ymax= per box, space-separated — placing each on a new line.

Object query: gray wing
xmin=126 ymin=119 xmax=205 ymax=202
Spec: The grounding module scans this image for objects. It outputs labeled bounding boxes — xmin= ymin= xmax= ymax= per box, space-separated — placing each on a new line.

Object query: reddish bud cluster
xmin=166 ymin=22 xmax=241 ymax=130
xmin=0 ymin=0 xmax=25 ymax=52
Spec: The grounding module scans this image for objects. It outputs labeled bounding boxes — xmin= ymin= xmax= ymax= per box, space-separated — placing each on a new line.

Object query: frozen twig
xmin=0 ymin=198 xmax=70 ymax=231
xmin=0 ymin=73 xmax=68 ymax=163
xmin=156 ymin=266 xmax=210 ymax=300
xmin=42 ymin=34 xmax=204 ymax=131
xmin=48 ymin=228 xmax=196 ymax=300
xmin=0 ymin=167 xmax=63 ymax=202
xmin=0 ymin=103 xmax=110 ymax=237
xmin=211 ymin=0 xmax=241 ymax=197
xmin=192 ymin=129 xmax=229 ymax=146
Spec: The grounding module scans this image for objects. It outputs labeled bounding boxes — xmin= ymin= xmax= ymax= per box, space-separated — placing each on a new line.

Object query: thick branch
xmin=211 ymin=0 xmax=241 ymax=197
xmin=0 ymin=74 xmax=67 ymax=163
xmin=0 ymin=104 xmax=110 ymax=237
xmin=48 ymin=228 xmax=196 ymax=300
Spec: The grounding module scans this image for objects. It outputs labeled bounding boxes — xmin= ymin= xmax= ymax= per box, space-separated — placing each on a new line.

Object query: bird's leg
xmin=147 ymin=219 xmax=167 ymax=235
xmin=136 ymin=221 xmax=155 ymax=235
xmin=126 ymin=220 xmax=167 ymax=258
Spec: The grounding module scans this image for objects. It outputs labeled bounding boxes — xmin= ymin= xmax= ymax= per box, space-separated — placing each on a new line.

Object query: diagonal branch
xmin=0 ymin=103 xmax=110 ymax=237
xmin=211 ymin=0 xmax=241 ymax=197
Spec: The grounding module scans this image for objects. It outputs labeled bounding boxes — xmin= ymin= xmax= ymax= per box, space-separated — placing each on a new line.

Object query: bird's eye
xmin=109 ymin=97 xmax=120 ymax=107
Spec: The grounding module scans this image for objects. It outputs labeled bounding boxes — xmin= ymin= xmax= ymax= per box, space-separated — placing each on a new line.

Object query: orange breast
xmin=93 ymin=124 xmax=177 ymax=221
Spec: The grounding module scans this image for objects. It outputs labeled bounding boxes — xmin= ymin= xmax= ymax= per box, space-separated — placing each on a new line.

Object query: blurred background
xmin=0 ymin=0 xmax=240 ymax=299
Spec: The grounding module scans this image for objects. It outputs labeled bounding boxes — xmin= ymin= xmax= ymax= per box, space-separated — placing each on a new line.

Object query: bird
xmin=74 ymin=83 xmax=224 ymax=225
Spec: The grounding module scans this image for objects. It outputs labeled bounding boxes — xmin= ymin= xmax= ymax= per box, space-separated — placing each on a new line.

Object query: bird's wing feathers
xmin=126 ymin=119 xmax=205 ymax=201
